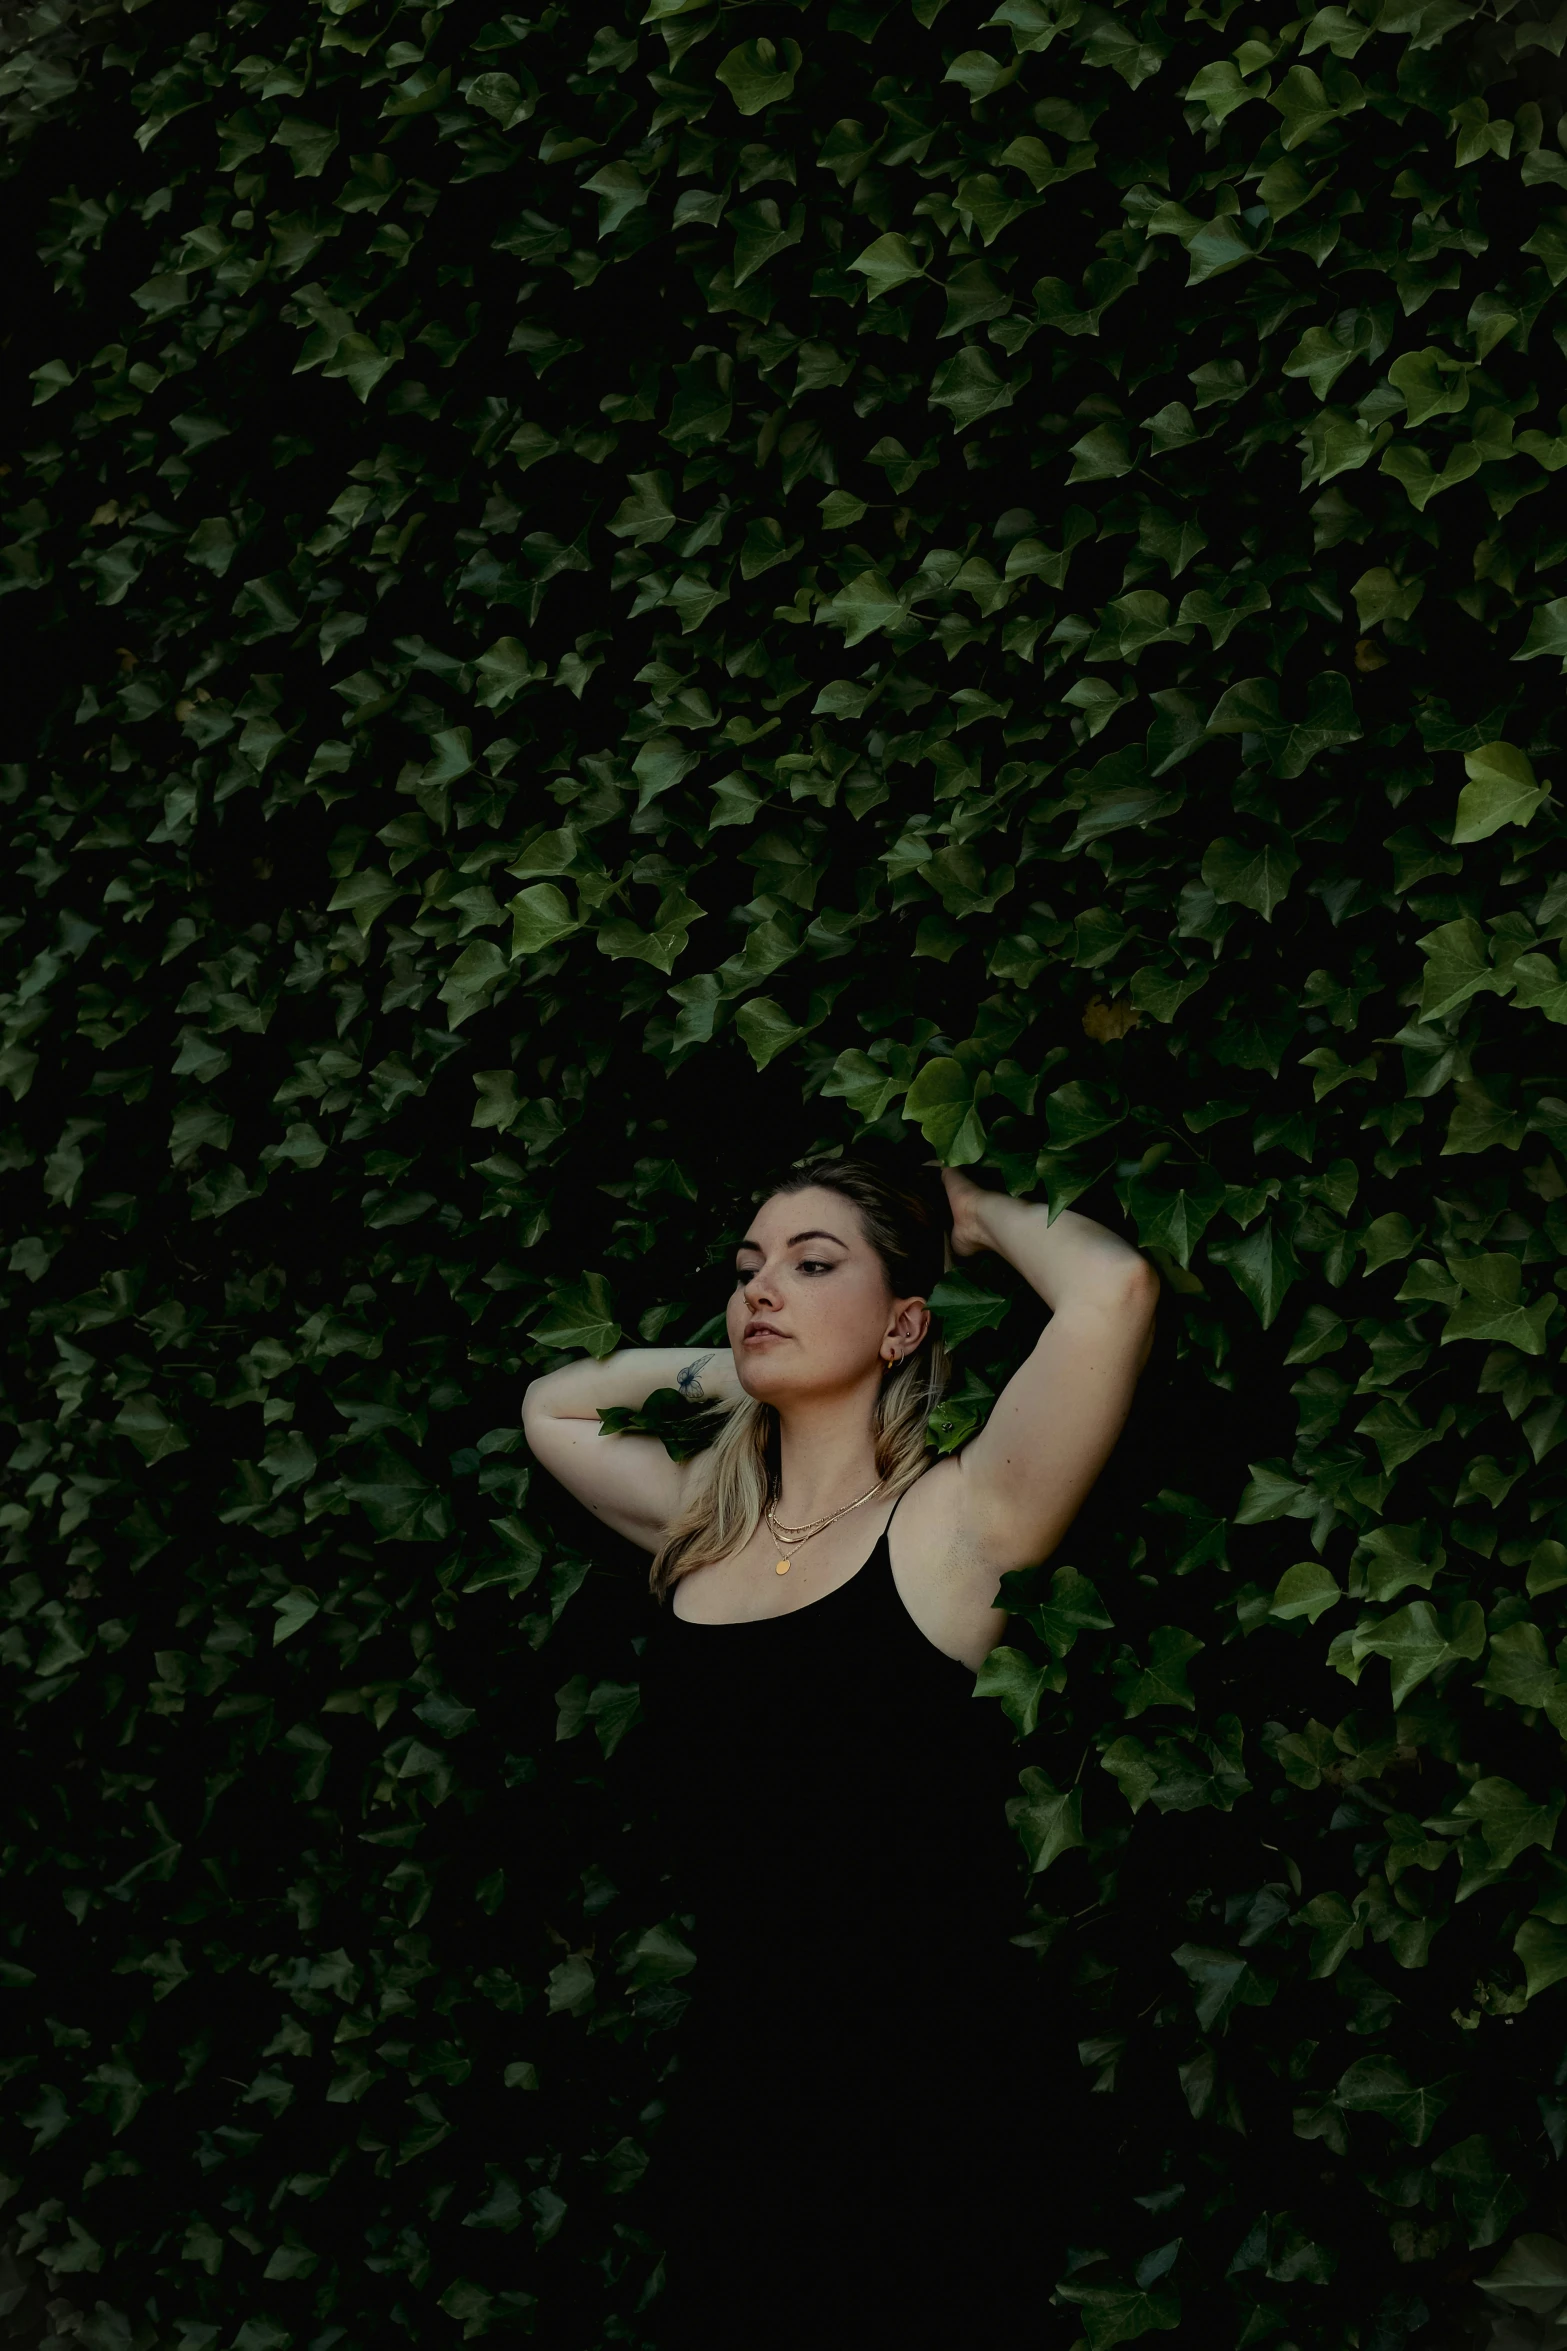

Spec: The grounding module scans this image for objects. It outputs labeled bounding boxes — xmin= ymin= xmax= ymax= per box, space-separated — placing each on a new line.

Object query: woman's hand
xmin=939 ymin=1166 xmax=995 ymax=1260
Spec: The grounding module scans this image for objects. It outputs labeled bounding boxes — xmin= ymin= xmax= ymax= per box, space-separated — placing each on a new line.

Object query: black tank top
xmin=641 ymin=1500 xmax=1016 ymax=2015
xmin=637 ymin=1498 xmax=1083 ymax=2347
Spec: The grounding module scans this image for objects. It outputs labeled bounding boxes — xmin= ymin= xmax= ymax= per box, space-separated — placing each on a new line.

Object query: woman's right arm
xmin=521 ymin=1347 xmax=740 ymax=1553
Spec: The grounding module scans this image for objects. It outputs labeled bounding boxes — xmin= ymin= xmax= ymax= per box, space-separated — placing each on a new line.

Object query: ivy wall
xmin=4 ymin=0 xmax=1567 ymax=2344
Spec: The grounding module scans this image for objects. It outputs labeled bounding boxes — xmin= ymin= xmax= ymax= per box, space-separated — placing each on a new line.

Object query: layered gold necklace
xmin=764 ymin=1480 xmax=884 ymax=1576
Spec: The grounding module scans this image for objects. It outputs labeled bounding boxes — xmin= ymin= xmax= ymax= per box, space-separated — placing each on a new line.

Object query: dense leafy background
xmin=5 ymin=0 xmax=1567 ymax=2343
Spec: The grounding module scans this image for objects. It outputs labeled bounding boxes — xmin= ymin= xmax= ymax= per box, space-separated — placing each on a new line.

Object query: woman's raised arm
xmin=939 ymin=1171 xmax=1159 ymax=1578
xmin=522 ymin=1346 xmax=741 ymax=1553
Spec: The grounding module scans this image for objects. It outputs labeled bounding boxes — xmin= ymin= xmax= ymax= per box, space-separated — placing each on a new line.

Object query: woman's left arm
xmin=942 ymin=1169 xmax=1159 ymax=1575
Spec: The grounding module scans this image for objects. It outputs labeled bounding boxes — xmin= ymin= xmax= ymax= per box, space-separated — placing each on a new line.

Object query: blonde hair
xmin=648 ymin=1153 xmax=954 ymax=1602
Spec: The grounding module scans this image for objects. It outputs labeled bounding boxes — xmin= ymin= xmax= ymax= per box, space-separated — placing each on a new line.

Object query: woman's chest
xmin=671 ymin=1519 xmax=888 ymax=1625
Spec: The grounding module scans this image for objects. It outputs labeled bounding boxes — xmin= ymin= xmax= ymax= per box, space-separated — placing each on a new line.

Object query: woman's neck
xmin=772 ymin=1391 xmax=883 ymax=1521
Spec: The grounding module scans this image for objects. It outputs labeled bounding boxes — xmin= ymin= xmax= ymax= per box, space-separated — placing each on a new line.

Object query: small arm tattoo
xmin=676 ymin=1352 xmax=714 ymax=1401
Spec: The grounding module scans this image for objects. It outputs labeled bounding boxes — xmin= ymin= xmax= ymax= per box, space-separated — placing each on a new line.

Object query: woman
xmin=523 ymin=1152 xmax=1157 ymax=2346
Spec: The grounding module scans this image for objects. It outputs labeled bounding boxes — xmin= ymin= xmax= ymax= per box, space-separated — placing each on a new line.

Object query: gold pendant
xmin=775 ymin=1558 xmax=791 ymax=1576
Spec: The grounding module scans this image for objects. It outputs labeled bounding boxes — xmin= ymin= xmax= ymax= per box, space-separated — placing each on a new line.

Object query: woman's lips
xmin=743 ymin=1323 xmax=787 ymax=1342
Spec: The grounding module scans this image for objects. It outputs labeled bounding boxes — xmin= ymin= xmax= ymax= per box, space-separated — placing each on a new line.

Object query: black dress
xmin=637 ymin=1496 xmax=1083 ymax=2347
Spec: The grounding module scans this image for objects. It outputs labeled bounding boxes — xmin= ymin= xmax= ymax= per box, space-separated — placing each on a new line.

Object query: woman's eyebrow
xmin=734 ymin=1228 xmax=849 ymax=1255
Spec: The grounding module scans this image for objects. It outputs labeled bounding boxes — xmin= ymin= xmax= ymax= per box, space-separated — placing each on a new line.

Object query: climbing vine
xmin=4 ymin=0 xmax=1567 ymax=2343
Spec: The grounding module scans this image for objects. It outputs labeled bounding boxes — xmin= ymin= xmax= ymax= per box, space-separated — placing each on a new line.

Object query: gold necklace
xmin=764 ymin=1480 xmax=884 ymax=1576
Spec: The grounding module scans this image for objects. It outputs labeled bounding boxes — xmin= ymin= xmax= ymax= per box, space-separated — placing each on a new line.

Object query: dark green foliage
xmin=594 ymin=1390 xmax=724 ymax=1462
xmin=4 ymin=0 xmax=1567 ymax=2343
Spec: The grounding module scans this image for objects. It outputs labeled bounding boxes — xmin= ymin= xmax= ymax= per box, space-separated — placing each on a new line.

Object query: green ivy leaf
xmin=1388 ymin=347 xmax=1471 ymax=428
xmin=342 ymin=1441 xmax=454 ymax=1543
xmin=1207 ymin=1218 xmax=1300 ymax=1328
xmin=1453 ymin=741 xmax=1551 ymax=841
xmin=714 ymin=37 xmax=801 ymax=116
xmin=607 ymin=473 xmax=678 ymax=547
xmin=1045 ymin=1080 xmax=1123 ymax=1150
xmin=1054 ymin=2281 xmax=1180 ymax=2350
xmin=928 ymin=1269 xmax=1010 ymax=1345
xmin=944 ymin=48 xmax=1022 ymax=102
xmin=821 ymin=1045 xmax=914 ymax=1123
xmin=928 ymin=346 xmax=1016 ymax=432
xmin=582 ymin=162 xmax=649 ymax=240
xmin=110 ymin=1393 xmax=191 ymax=1464
xmin=1380 ymin=437 xmax=1482 ymax=512
xmin=1441 ymin=1254 xmax=1555 ymax=1352
xmin=1172 ymin=1941 xmax=1276 ymax=2032
xmin=272 ymin=1588 xmax=321 ymax=1645
xmin=1336 ymin=2058 xmax=1452 ymax=2147
xmin=1184 ymin=60 xmax=1266 ymax=125
xmin=1200 ymin=835 xmax=1300 ymax=921
xmin=596 ymin=889 xmax=705 ymax=974
xmin=1284 ymin=322 xmax=1369 ymax=401
xmin=1270 ymin=61 xmax=1362 ymax=148
xmin=1453 ymin=1776 xmax=1565 ymax=1870
xmin=1116 ymin=1625 xmax=1204 ymax=1716
xmin=973 ymin=1645 xmax=1049 ymax=1735
xmin=467 ymin=72 xmax=533 ymax=131
xmin=1123 ymin=1164 xmax=1224 ymax=1267
xmin=1102 ymin=1735 xmax=1161 ymax=1813
xmin=1270 ymin=1561 xmax=1343 ymax=1623
xmin=847 ymin=232 xmax=926 ymax=300
xmin=731 ymin=198 xmax=804 ymax=287
xmin=902 ymin=1055 xmax=986 ymax=1163
xmin=439 ymin=941 xmax=509 ymax=1028
xmin=1007 ymin=1766 xmax=1085 ymax=1874
xmin=326 ymin=869 xmax=407 ymax=937
xmin=1351 ymin=1598 xmax=1486 ymax=1706
xmin=1515 ymin=598 xmax=1567 ymax=665
xmin=817 ymin=569 xmax=904 ymax=646
xmin=1024 ymin=1562 xmax=1115 ymax=1657
xmin=531 ymin=1274 xmax=622 ymax=1360
xmin=733 ymin=995 xmax=802 ymax=1070
xmin=1511 ymin=951 xmax=1567 ymax=1022
xmin=1353 ymin=1522 xmax=1444 ymax=1604
xmin=1483 ymin=1622 xmax=1556 ymax=1711
xmin=1068 ymin=420 xmax=1136 ymax=480
xmin=1299 ymin=406 xmax=1386 ymax=486
xmin=1514 ymin=1923 xmax=1567 ymax=2002
xmin=510 ymin=883 xmax=580 ymax=959
xmin=1418 ymin=916 xmax=1505 ymax=1020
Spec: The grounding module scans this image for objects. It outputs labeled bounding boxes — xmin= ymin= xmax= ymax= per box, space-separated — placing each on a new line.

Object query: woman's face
xmin=725 ymin=1186 xmax=930 ymax=1406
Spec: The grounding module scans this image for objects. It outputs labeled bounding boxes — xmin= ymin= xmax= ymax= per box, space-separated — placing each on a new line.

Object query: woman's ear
xmin=889 ymin=1298 xmax=931 ymax=1351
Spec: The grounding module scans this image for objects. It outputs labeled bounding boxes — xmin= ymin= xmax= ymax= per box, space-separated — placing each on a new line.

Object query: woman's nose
xmin=743 ymin=1265 xmax=780 ymax=1306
